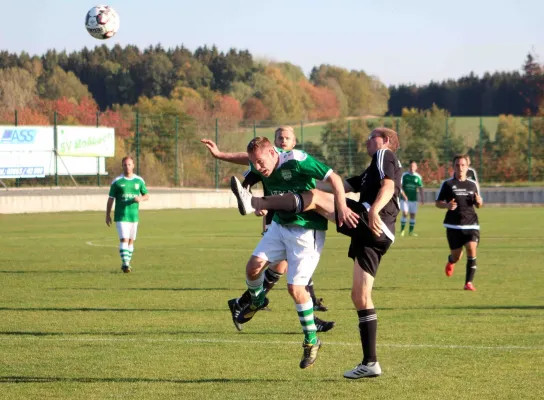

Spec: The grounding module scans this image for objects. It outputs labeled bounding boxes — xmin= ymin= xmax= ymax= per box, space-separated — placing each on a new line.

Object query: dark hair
xmin=452 ymin=154 xmax=469 ymax=165
xmin=247 ymin=137 xmax=272 ymax=154
xmin=371 ymin=127 xmax=399 ymax=152
xmin=121 ymin=156 xmax=133 ymax=164
xmin=409 ymin=160 xmax=416 ymax=164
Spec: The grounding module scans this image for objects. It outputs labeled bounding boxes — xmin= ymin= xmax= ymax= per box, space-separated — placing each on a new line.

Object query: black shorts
xmin=446 ymin=228 xmax=480 ymax=250
xmin=335 ymin=199 xmax=392 ymax=277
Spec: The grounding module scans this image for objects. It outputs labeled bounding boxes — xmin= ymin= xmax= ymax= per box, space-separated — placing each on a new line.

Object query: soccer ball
xmin=85 ymin=5 xmax=120 ymax=40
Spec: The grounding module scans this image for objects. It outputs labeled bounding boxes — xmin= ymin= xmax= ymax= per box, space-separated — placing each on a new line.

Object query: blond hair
xmin=274 ymin=125 xmax=295 ymax=140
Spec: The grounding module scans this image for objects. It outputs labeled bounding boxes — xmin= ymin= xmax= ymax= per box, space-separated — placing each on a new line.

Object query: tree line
xmin=389 ymin=54 xmax=544 ymax=116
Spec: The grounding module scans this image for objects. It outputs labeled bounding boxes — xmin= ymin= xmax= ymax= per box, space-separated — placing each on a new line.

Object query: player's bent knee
xmin=246 ymin=256 xmax=268 ymax=278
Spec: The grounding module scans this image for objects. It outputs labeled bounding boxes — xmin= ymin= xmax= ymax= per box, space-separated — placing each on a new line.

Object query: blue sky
xmin=1 ymin=0 xmax=542 ymax=86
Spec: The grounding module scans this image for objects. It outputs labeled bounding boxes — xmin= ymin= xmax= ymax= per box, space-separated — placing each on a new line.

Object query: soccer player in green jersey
xmin=106 ymin=156 xmax=149 ymax=273
xmin=400 ymin=161 xmax=424 ymax=236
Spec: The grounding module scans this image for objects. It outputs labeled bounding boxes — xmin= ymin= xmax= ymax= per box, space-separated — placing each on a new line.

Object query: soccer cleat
xmin=400 ymin=229 xmax=405 ymax=237
xmin=313 ymin=298 xmax=329 ymax=312
xmin=121 ymin=265 xmax=132 ymax=273
xmin=227 ymin=298 xmax=243 ymax=331
xmin=445 ymin=261 xmax=455 ymax=277
xmin=464 ymin=282 xmax=476 ymax=291
xmin=230 ymin=176 xmax=255 ymax=216
xmin=236 ymin=297 xmax=269 ymax=324
xmin=300 ymin=339 xmax=322 ymax=369
xmin=314 ymin=317 xmax=335 ymax=333
xmin=409 ymin=232 xmax=418 ymax=237
xmin=343 ymin=362 xmax=382 ymax=379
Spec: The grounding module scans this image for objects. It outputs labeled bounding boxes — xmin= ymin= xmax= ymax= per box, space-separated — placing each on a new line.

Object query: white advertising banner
xmin=0 ymin=126 xmax=54 ymax=178
xmin=57 ymin=126 xmax=115 ymax=157
xmin=0 ymin=125 xmax=113 ymax=178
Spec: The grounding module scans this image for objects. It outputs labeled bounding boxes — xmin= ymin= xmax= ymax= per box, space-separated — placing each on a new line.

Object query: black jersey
xmin=345 ymin=148 xmax=402 ymax=241
xmin=436 ymin=178 xmax=480 ymax=229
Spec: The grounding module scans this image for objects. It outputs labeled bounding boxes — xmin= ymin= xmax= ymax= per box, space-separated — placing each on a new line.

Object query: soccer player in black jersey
xmin=231 ymin=127 xmax=402 ymax=379
xmin=437 ymin=154 xmax=483 ymax=291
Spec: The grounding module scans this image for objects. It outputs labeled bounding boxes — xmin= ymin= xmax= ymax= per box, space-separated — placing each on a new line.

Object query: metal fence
xmin=2 ymin=112 xmax=543 ymax=188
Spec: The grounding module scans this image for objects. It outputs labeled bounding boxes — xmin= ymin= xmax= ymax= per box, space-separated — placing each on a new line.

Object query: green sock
xmin=401 ymin=219 xmax=406 ymax=231
xmin=119 ymin=243 xmax=130 ymax=266
xmin=296 ymin=301 xmax=317 ymax=345
xmin=128 ymin=245 xmax=134 ymax=263
xmin=409 ymin=221 xmax=415 ymax=233
xmin=247 ymin=277 xmax=265 ymax=307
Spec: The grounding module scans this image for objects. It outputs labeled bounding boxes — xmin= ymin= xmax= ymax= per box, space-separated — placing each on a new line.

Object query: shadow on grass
xmin=0 ymin=376 xmax=290 ymax=384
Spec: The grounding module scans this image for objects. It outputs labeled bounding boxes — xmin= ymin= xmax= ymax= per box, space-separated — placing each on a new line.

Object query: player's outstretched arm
xmin=368 ymin=178 xmax=395 ymax=237
xmin=201 ymin=139 xmax=249 ymax=165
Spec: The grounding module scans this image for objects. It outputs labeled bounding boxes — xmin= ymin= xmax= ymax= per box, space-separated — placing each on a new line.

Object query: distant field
xmin=0 ymin=207 xmax=542 ymax=399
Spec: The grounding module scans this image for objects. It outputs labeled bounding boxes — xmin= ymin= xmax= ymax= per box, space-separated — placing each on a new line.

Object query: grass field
xmin=1 ymin=207 xmax=543 ymax=399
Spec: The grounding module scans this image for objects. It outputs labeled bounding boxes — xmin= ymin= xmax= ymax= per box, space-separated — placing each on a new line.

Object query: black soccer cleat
xmin=121 ymin=265 xmax=132 ymax=273
xmin=300 ymin=339 xmax=322 ymax=369
xmin=236 ymin=297 xmax=270 ymax=325
xmin=227 ymin=298 xmax=243 ymax=331
xmin=314 ymin=317 xmax=335 ymax=333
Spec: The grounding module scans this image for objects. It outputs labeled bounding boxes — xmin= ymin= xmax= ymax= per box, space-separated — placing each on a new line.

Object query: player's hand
xmin=106 ymin=215 xmax=112 ymax=227
xmin=200 ymin=139 xmax=221 ymax=158
xmin=403 ymin=194 xmax=408 ymax=201
xmin=133 ymin=196 xmax=141 ymax=203
xmin=368 ymin=209 xmax=383 ymax=237
xmin=337 ymin=205 xmax=359 ymax=229
xmin=254 ymin=209 xmax=268 ymax=216
xmin=447 ymin=199 xmax=457 ymax=210
xmin=474 ymin=193 xmax=483 ymax=207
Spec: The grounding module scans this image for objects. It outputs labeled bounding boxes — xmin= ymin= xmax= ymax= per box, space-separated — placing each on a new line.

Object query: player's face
xmin=275 ymin=131 xmax=296 ymax=151
xmin=249 ymin=147 xmax=277 ymax=177
xmin=122 ymin=158 xmax=135 ymax=176
xmin=454 ymin=158 xmax=468 ymax=180
xmin=410 ymin=162 xmax=417 ymax=173
xmin=366 ymin=132 xmax=386 ymax=156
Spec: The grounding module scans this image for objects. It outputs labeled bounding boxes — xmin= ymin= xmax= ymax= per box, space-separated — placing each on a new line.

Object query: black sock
xmin=357 ymin=309 xmax=377 ymax=364
xmin=263 ymin=267 xmax=283 ymax=292
xmin=306 ymin=278 xmax=317 ymax=304
xmin=448 ymin=254 xmax=455 ymax=264
xmin=466 ymin=257 xmax=477 ymax=284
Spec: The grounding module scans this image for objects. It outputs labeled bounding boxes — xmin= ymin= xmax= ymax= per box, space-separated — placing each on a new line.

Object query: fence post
xmin=253 ymin=120 xmax=256 ymax=138
xmin=96 ymin=112 xmax=100 ymax=186
xmin=15 ymin=110 xmax=20 ymax=187
xmin=175 ymin=116 xmax=179 ymax=187
xmin=215 ymin=118 xmax=219 ymax=190
xmin=479 ymin=116 xmax=483 ymax=181
xmin=300 ymin=121 xmax=304 ymax=151
xmin=54 ymin=111 xmax=59 ymax=186
xmin=528 ymin=117 xmax=532 ymax=182
xmin=347 ymin=120 xmax=353 ymax=176
xmin=444 ymin=117 xmax=449 ymax=180
xmin=135 ymin=111 xmax=140 ymax=175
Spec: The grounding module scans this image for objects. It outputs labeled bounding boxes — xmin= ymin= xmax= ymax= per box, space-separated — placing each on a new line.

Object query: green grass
xmin=0 ymin=207 xmax=543 ymax=399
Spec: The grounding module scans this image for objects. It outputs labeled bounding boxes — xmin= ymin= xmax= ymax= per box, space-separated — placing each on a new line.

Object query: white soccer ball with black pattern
xmin=85 ymin=5 xmax=120 ymax=40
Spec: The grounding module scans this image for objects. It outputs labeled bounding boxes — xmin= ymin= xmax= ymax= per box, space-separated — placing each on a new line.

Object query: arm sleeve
xmin=296 ymin=153 xmax=333 ymax=181
xmin=140 ymin=180 xmax=148 ymax=195
xmin=108 ymin=183 xmax=116 ymax=198
xmin=377 ymin=149 xmax=397 ymax=180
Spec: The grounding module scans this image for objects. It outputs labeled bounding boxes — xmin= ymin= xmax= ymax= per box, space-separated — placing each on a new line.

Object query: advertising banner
xmin=57 ymin=126 xmax=115 ymax=157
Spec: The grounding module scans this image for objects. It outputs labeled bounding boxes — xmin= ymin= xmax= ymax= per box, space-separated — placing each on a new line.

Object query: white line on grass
xmin=0 ymin=336 xmax=540 ymax=351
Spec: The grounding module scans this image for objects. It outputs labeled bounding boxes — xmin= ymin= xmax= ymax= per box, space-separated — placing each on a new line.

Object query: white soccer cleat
xmin=230 ymin=176 xmax=255 ymax=216
xmin=343 ymin=362 xmax=382 ymax=379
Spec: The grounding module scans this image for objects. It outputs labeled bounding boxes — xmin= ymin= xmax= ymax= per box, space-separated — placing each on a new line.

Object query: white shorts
xmin=401 ymin=200 xmax=418 ymax=215
xmin=116 ymin=222 xmax=138 ymax=240
xmin=253 ymin=221 xmax=326 ymax=286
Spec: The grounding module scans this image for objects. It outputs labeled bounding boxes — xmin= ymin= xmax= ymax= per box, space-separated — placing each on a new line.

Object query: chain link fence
xmin=1 ymin=112 xmax=542 ymax=188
